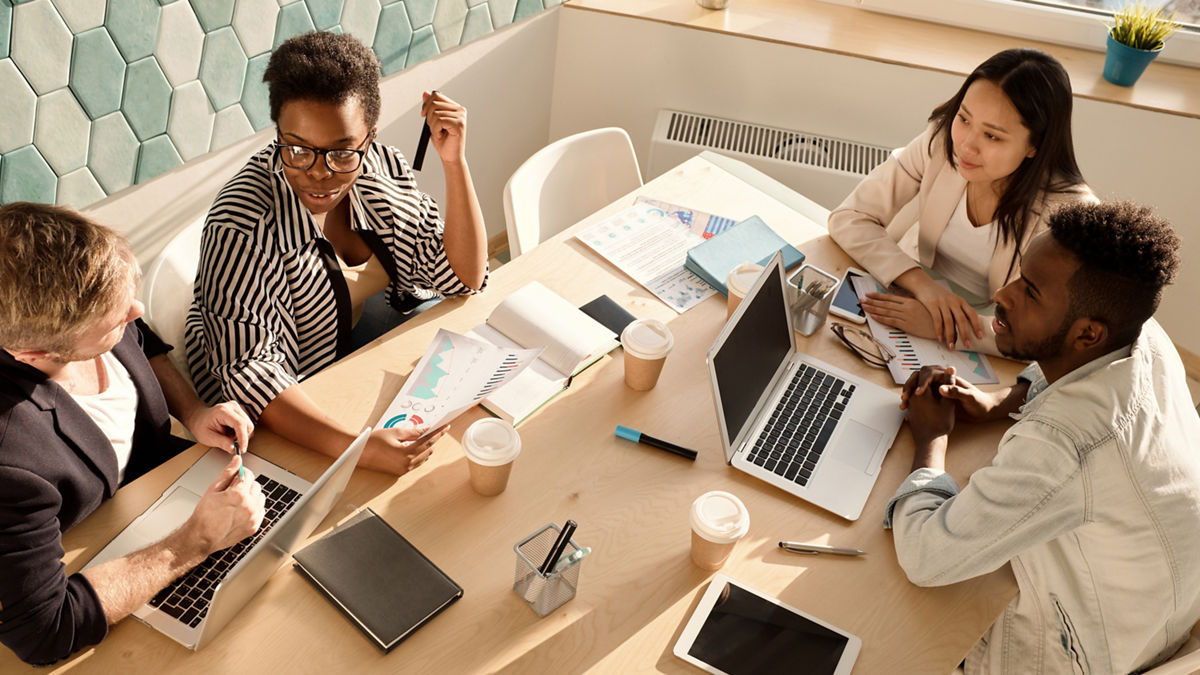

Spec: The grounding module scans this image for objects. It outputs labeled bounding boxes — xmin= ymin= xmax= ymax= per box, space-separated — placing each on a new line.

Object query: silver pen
xmin=778 ymin=541 xmax=866 ymax=557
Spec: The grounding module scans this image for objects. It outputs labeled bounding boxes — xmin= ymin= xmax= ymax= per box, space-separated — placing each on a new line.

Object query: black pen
xmin=615 ymin=425 xmax=698 ymax=461
xmin=539 ymin=520 xmax=577 ymax=576
xmin=412 ymin=90 xmax=437 ymax=171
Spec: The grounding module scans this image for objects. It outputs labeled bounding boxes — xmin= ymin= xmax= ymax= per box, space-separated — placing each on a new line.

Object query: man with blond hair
xmin=0 ymin=203 xmax=264 ymax=664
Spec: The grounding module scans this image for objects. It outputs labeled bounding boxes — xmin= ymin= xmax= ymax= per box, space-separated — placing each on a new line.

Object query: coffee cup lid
xmin=690 ymin=491 xmax=750 ymax=543
xmin=621 ymin=318 xmax=674 ymax=359
xmin=462 ymin=418 xmax=521 ymax=466
xmin=726 ymin=262 xmax=764 ymax=297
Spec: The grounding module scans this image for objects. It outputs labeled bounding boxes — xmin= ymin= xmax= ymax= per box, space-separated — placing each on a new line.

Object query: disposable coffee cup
xmin=689 ymin=490 xmax=750 ymax=570
xmin=462 ymin=418 xmax=521 ymax=496
xmin=621 ymin=319 xmax=674 ymax=391
xmin=726 ymin=262 xmax=763 ymax=319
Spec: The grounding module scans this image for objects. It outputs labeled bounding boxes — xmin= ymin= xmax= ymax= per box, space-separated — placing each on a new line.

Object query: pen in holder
xmin=513 ymin=523 xmax=584 ymax=617
xmin=787 ymin=264 xmax=838 ymax=336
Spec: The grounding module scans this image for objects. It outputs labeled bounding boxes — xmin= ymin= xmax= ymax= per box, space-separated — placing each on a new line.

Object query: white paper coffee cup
xmin=689 ymin=490 xmax=750 ymax=570
xmin=463 ymin=418 xmax=521 ymax=496
xmin=621 ymin=319 xmax=675 ymax=391
xmin=726 ymin=262 xmax=763 ymax=318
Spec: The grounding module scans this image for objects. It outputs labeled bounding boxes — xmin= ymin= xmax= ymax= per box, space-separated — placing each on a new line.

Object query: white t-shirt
xmin=70 ymin=351 xmax=138 ymax=483
xmin=339 ymin=252 xmax=390 ymax=325
xmin=932 ymin=193 xmax=995 ymax=299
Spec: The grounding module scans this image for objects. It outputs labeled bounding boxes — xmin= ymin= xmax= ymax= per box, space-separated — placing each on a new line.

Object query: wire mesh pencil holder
xmin=513 ymin=523 xmax=583 ymax=617
xmin=787 ymin=264 xmax=839 ymax=336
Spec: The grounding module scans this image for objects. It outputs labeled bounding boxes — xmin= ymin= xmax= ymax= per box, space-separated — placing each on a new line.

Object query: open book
xmin=468 ymin=282 xmax=620 ymax=425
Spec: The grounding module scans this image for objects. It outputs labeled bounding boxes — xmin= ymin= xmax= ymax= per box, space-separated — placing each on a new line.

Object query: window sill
xmin=564 ymin=0 xmax=1200 ymax=120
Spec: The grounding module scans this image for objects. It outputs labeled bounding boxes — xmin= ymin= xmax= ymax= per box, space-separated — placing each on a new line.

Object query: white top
xmin=690 ymin=490 xmax=750 ymax=544
xmin=726 ymin=262 xmax=764 ymax=298
xmin=339 ymin=252 xmax=390 ymax=325
xmin=462 ymin=418 xmax=522 ymax=465
xmin=931 ymin=193 xmax=994 ymax=299
xmin=621 ymin=319 xmax=674 ymax=359
xmin=70 ymin=351 xmax=138 ymax=483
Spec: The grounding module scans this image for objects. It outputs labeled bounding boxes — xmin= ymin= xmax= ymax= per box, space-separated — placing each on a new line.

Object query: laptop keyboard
xmin=747 ymin=364 xmax=856 ymax=487
xmin=147 ymin=474 xmax=302 ymax=628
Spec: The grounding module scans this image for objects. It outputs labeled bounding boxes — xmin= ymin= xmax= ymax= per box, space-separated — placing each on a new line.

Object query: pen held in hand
xmin=235 ymin=438 xmax=244 ymax=479
xmin=412 ymin=89 xmax=438 ymax=172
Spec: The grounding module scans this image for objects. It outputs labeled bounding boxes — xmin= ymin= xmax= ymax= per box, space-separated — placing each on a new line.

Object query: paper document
xmin=376 ymin=329 xmax=542 ymax=431
xmin=851 ymin=276 xmax=999 ymax=385
xmin=576 ymin=202 xmax=722 ymax=312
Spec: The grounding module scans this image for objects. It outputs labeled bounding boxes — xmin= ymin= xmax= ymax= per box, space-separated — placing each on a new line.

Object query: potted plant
xmin=1103 ymin=2 xmax=1180 ymax=86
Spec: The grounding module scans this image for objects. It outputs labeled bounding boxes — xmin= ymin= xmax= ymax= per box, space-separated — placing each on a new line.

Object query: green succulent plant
xmin=1109 ymin=2 xmax=1180 ymax=51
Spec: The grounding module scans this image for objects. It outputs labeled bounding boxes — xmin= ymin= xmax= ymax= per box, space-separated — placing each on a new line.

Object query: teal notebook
xmin=684 ymin=216 xmax=805 ymax=295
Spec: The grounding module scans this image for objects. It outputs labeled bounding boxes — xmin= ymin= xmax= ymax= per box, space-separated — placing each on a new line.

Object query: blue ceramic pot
xmin=1103 ymin=31 xmax=1162 ymax=86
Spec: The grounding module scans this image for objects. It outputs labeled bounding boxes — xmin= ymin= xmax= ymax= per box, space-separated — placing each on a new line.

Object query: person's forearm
xmin=991 ymin=380 xmax=1031 ymax=420
xmin=81 ymin=527 xmax=209 ymax=624
xmin=148 ymin=354 xmax=205 ymax=427
xmin=440 ymin=158 xmax=487 ymax=290
xmin=893 ymin=267 xmax=937 ymax=295
xmin=910 ymin=434 xmax=948 ymax=473
xmin=257 ymin=385 xmax=356 ymax=459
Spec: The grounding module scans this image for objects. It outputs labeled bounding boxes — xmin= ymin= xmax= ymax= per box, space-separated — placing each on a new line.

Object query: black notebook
xmin=292 ymin=508 xmax=462 ymax=652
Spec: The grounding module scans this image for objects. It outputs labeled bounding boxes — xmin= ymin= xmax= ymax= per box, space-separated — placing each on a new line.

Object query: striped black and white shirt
xmin=185 ymin=142 xmax=484 ymax=418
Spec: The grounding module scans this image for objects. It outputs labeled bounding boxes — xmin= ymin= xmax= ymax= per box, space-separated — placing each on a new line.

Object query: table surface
xmin=22 ymin=154 xmax=1020 ymax=674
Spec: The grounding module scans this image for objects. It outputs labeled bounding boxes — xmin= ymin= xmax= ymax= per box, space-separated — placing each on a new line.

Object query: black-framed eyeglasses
xmin=829 ymin=322 xmax=894 ymax=368
xmin=275 ymin=132 xmax=373 ymax=173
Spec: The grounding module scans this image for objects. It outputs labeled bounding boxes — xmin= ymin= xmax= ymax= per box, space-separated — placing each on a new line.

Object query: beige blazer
xmin=828 ymin=124 xmax=1095 ymax=355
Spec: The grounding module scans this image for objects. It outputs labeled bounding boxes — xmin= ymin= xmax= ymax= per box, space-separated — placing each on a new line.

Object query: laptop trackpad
xmin=138 ymin=486 xmax=202 ymax=537
xmin=834 ymin=421 xmax=882 ymax=474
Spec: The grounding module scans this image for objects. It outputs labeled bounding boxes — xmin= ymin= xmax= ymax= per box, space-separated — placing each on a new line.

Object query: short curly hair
xmin=264 ymin=31 xmax=381 ymax=129
xmin=1048 ymin=200 xmax=1180 ymax=347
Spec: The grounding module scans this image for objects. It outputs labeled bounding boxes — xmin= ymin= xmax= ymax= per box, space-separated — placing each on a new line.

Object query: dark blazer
xmin=0 ymin=321 xmax=179 ymax=665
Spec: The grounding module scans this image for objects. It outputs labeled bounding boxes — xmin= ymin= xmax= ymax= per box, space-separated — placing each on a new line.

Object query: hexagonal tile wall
xmin=0 ymin=145 xmax=57 ymax=204
xmin=33 ymin=88 xmax=90 ymax=175
xmin=406 ymin=0 xmax=436 ymax=29
xmin=407 ymin=24 xmax=438 ymax=68
xmin=199 ymin=26 xmax=249 ymax=111
xmin=1 ymin=1 xmax=11 ymax=58
xmin=105 ymin=0 xmax=162 ymax=63
xmin=89 ymin=111 xmax=140 ymax=193
xmin=241 ymin=52 xmax=272 ymax=130
xmin=190 ymin=0 xmax=234 ymax=32
xmin=155 ymin=0 xmax=205 ymax=86
xmin=211 ymin=104 xmax=256 ymax=152
xmin=273 ymin=0 xmax=314 ymax=49
xmin=233 ymin=0 xmax=279 ymax=57
xmin=0 ymin=58 xmax=38 ymax=153
xmin=432 ymin=0 xmax=467 ymax=53
xmin=488 ymin=0 xmax=518 ymax=29
xmin=51 ymin=0 xmax=106 ymax=33
xmin=70 ymin=27 xmax=127 ymax=119
xmin=122 ymin=56 xmax=172 ymax=141
xmin=166 ymin=80 xmax=216 ymax=161
xmin=136 ymin=134 xmax=183 ymax=183
xmin=56 ymin=166 xmax=105 ymax=207
xmin=340 ymin=0 xmax=380 ymax=46
xmin=373 ymin=2 xmax=413 ymax=76
xmin=10 ymin=0 xmax=73 ymax=94
xmin=305 ymin=0 xmax=343 ymax=30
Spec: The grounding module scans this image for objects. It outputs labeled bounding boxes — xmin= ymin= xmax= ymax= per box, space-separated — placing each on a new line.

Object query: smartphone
xmin=830 ymin=267 xmax=869 ymax=324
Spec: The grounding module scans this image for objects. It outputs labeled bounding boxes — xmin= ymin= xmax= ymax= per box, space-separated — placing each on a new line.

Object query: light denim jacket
xmin=884 ymin=320 xmax=1200 ymax=674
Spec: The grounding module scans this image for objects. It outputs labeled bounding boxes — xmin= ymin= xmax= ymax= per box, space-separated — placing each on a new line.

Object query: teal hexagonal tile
xmin=241 ymin=52 xmax=271 ymax=129
xmin=233 ymin=0 xmax=278 ymax=57
xmin=155 ymin=0 xmax=204 ymax=86
xmin=189 ymin=0 xmax=233 ymax=31
xmin=406 ymin=0 xmax=434 ymax=28
xmin=373 ymin=2 xmax=412 ymax=76
xmin=1 ymin=1 xmax=11 ymax=58
xmin=0 ymin=59 xmax=37 ymax=153
xmin=466 ymin=0 xmax=486 ymax=6
xmin=304 ymin=0 xmax=342 ymax=30
xmin=10 ymin=0 xmax=73 ymax=94
xmin=340 ymin=0 xmax=379 ymax=45
xmin=405 ymin=24 xmax=437 ymax=68
xmin=53 ymin=0 xmax=106 ymax=32
xmin=210 ymin=103 xmax=254 ymax=151
xmin=106 ymin=0 xmax=162 ymax=63
xmin=0 ymin=145 xmax=57 ymax=204
xmin=34 ymin=88 xmax=90 ymax=174
xmin=432 ymin=0 xmax=466 ymax=50
xmin=88 ymin=111 xmax=139 ymax=193
xmin=488 ymin=0 xmax=517 ymax=29
xmin=56 ymin=167 xmax=105 ymax=206
xmin=328 ymin=23 xmax=341 ymax=33
xmin=460 ymin=3 xmax=492 ymax=46
xmin=272 ymin=0 xmax=314 ymax=49
xmin=199 ymin=26 xmax=248 ymax=110
xmin=166 ymin=80 xmax=215 ymax=161
xmin=122 ymin=56 xmax=172 ymax=141
xmin=513 ymin=0 xmax=541 ymax=22
xmin=135 ymin=134 xmax=182 ymax=183
xmin=70 ymin=28 xmax=127 ymax=119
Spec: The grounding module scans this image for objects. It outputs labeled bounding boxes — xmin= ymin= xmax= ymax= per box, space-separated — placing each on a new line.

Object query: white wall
xmin=84 ymin=9 xmax=563 ymax=267
xmin=550 ymin=9 xmax=1200 ymax=354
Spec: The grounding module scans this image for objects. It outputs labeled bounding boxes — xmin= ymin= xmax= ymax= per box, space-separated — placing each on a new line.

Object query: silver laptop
xmin=707 ymin=253 xmax=903 ymax=520
xmin=86 ymin=428 xmax=370 ymax=649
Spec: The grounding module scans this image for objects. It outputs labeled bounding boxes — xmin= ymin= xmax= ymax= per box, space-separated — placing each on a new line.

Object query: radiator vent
xmin=663 ymin=111 xmax=890 ymax=177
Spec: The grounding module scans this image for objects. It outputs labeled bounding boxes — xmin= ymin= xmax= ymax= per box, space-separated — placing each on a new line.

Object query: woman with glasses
xmin=829 ymin=48 xmax=1095 ymax=356
xmin=185 ymin=32 xmax=486 ymax=475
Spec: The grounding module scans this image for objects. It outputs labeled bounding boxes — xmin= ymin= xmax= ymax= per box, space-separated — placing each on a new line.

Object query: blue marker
xmin=615 ymin=425 xmax=698 ymax=461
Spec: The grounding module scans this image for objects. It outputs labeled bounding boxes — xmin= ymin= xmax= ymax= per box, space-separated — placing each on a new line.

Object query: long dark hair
xmin=929 ymin=48 xmax=1086 ymax=254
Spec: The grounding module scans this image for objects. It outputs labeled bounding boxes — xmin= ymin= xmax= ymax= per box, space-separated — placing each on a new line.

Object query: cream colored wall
xmin=549 ymin=9 xmax=1200 ymax=354
xmin=84 ymin=10 xmax=562 ymax=267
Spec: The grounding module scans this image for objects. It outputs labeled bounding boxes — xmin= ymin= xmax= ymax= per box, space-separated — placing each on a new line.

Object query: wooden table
xmin=21 ymin=154 xmax=1019 ymax=674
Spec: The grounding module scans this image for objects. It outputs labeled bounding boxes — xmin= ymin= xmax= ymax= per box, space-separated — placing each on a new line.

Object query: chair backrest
xmin=502 ymin=127 xmax=642 ymax=259
xmin=142 ymin=215 xmax=205 ymax=386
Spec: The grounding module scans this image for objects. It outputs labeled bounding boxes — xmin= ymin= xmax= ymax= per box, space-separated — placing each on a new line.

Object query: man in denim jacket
xmin=885 ymin=201 xmax=1200 ymax=674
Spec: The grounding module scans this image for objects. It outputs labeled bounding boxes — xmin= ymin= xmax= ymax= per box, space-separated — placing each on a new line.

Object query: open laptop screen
xmin=712 ymin=262 xmax=792 ymax=447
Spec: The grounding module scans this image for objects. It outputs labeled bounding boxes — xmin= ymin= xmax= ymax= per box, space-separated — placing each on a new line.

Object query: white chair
xmin=142 ymin=215 xmax=205 ymax=387
xmin=502 ymin=127 xmax=642 ymax=259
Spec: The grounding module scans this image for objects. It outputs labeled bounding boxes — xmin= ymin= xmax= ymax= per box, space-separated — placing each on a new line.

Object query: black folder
xmin=292 ymin=508 xmax=462 ymax=652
